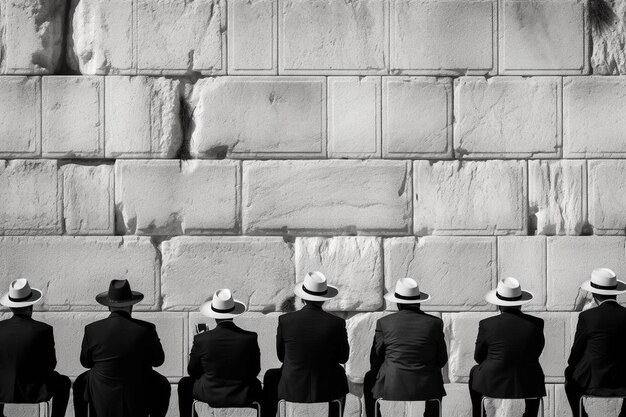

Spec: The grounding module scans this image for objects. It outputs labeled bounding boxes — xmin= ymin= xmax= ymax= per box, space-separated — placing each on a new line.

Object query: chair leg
xmin=252 ymin=401 xmax=261 ymax=417
xmin=192 ymin=399 xmax=198 ymax=417
xmin=435 ymin=398 xmax=442 ymax=417
xmin=579 ymin=396 xmax=584 ymax=417
xmin=374 ymin=398 xmax=381 ymax=417
xmin=481 ymin=396 xmax=487 ymax=417
xmin=331 ymin=398 xmax=342 ymax=417
xmin=278 ymin=399 xmax=285 ymax=417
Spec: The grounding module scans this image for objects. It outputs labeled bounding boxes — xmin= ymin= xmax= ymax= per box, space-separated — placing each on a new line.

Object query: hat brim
xmin=294 ymin=283 xmax=339 ymax=301
xmin=485 ymin=289 xmax=534 ymax=306
xmin=95 ymin=291 xmax=144 ymax=307
xmin=384 ymin=291 xmax=431 ymax=304
xmin=581 ymin=280 xmax=626 ymax=295
xmin=0 ymin=288 xmax=43 ymax=308
xmin=200 ymin=299 xmax=247 ymax=319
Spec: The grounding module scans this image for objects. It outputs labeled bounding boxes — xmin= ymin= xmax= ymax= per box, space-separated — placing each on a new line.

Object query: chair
xmin=192 ymin=399 xmax=261 ymax=417
xmin=0 ymin=398 xmax=52 ymax=417
xmin=481 ymin=396 xmax=544 ymax=417
xmin=579 ymin=395 xmax=626 ymax=417
xmin=375 ymin=398 xmax=442 ymax=417
xmin=278 ymin=399 xmax=343 ymax=417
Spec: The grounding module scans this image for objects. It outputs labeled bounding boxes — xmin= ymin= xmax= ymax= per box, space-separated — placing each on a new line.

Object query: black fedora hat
xmin=96 ymin=279 xmax=144 ymax=307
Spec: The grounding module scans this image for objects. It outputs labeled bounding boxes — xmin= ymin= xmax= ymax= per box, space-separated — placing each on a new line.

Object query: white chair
xmin=278 ymin=399 xmax=343 ymax=417
xmin=480 ymin=396 xmax=544 ymax=417
xmin=375 ymin=398 xmax=442 ymax=417
xmin=0 ymin=399 xmax=52 ymax=417
xmin=579 ymin=395 xmax=626 ymax=417
xmin=192 ymin=399 xmax=261 ymax=417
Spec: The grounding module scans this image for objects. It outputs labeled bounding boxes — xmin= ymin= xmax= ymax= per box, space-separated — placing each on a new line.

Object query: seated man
xmin=73 ymin=279 xmax=171 ymax=417
xmin=0 ymin=279 xmax=71 ymax=417
xmin=178 ymin=289 xmax=262 ymax=417
xmin=363 ymin=278 xmax=447 ymax=417
xmin=565 ymin=268 xmax=626 ymax=417
xmin=469 ymin=277 xmax=545 ymax=417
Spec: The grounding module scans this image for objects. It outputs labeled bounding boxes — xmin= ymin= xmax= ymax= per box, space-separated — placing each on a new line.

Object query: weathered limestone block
xmin=227 ymin=0 xmax=277 ymax=74
xmin=279 ymin=0 xmax=387 ymax=74
xmin=534 ymin=312 xmax=574 ymax=382
xmin=390 ymin=0 xmax=496 ymax=75
xmin=591 ymin=0 xmax=626 ymax=74
xmin=161 ymin=237 xmax=294 ymax=311
xmin=499 ymin=0 xmax=588 ymax=74
xmin=42 ymin=76 xmax=104 ymax=158
xmin=384 ymin=237 xmax=497 ymax=311
xmin=414 ymin=160 xmax=527 ymax=235
xmin=137 ymin=0 xmax=225 ymax=74
xmin=190 ymin=77 xmax=326 ymax=159
xmin=345 ymin=313 xmax=388 ymax=383
xmin=564 ymin=77 xmax=626 ymax=157
xmin=59 ymin=164 xmax=114 ymax=235
xmin=0 ymin=0 xmax=65 ymax=74
xmin=134 ymin=312 xmax=188 ymax=378
xmin=383 ymin=77 xmax=453 ymax=158
xmin=105 ymin=77 xmax=182 ymax=158
xmin=0 ymin=77 xmax=40 ymax=158
xmin=442 ymin=384 xmax=473 ymax=417
xmin=547 ymin=237 xmax=626 ymax=310
xmin=115 ymin=160 xmax=239 ymax=235
xmin=529 ymin=160 xmax=587 ymax=235
xmin=242 ymin=160 xmax=412 ymax=235
xmin=454 ymin=77 xmax=562 ymax=158
xmin=589 ymin=160 xmax=626 ymax=235
xmin=328 ymin=77 xmax=381 ymax=159
xmin=295 ymin=237 xmax=383 ymax=311
xmin=0 ymin=160 xmax=61 ymax=235
xmin=0 ymin=236 xmax=159 ymax=310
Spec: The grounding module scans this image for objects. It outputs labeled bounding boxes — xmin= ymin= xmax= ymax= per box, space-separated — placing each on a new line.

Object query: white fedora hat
xmin=0 ymin=279 xmax=43 ymax=308
xmin=200 ymin=289 xmax=247 ymax=319
xmin=581 ymin=268 xmax=626 ymax=295
xmin=485 ymin=277 xmax=533 ymax=306
xmin=384 ymin=278 xmax=430 ymax=304
xmin=294 ymin=272 xmax=339 ymax=301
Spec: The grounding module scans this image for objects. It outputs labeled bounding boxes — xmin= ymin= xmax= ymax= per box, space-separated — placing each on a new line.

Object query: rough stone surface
xmin=499 ymin=0 xmax=588 ymax=74
xmin=328 ymin=77 xmax=381 ymax=159
xmin=0 ymin=160 xmax=61 ymax=235
xmin=529 ymin=160 xmax=587 ymax=236
xmin=242 ymin=160 xmax=412 ymax=235
xmin=0 ymin=77 xmax=40 ymax=158
xmin=454 ymin=77 xmax=562 ymax=158
xmin=190 ymin=77 xmax=326 ymax=159
xmin=554 ymin=383 xmax=623 ymax=417
xmin=115 ymin=160 xmax=240 ymax=235
xmin=279 ymin=0 xmax=387 ymax=74
xmin=161 ymin=237 xmax=294 ymax=311
xmin=414 ymin=160 xmax=527 ymax=235
xmin=564 ymin=77 xmax=626 ymax=157
xmin=591 ymin=0 xmax=626 ymax=74
xmin=42 ymin=76 xmax=104 ymax=158
xmin=295 ymin=237 xmax=383 ymax=311
xmin=0 ymin=236 xmax=159 ymax=310
xmin=383 ymin=77 xmax=453 ymax=158
xmin=589 ymin=160 xmax=626 ymax=235
xmin=384 ymin=237 xmax=497 ymax=311
xmin=105 ymin=77 xmax=182 ymax=158
xmin=390 ymin=0 xmax=496 ymax=75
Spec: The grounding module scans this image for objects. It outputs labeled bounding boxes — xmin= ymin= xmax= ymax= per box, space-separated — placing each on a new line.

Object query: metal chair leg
xmin=252 ymin=400 xmax=262 ymax=417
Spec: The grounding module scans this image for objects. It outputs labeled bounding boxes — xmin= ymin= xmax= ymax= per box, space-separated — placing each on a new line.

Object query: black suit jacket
xmin=80 ymin=311 xmax=165 ymax=417
xmin=566 ymin=301 xmax=626 ymax=394
xmin=188 ymin=321 xmax=262 ymax=407
xmin=0 ymin=314 xmax=57 ymax=402
xmin=369 ymin=307 xmax=447 ymax=400
xmin=276 ymin=304 xmax=349 ymax=402
xmin=471 ymin=310 xmax=546 ymax=398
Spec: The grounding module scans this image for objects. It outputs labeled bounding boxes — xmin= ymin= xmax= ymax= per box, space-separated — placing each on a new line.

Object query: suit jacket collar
xmin=10 ymin=313 xmax=33 ymax=320
xmin=216 ymin=320 xmax=238 ymax=329
xmin=302 ymin=303 xmax=323 ymax=312
xmin=399 ymin=305 xmax=424 ymax=315
xmin=109 ymin=310 xmax=132 ymax=319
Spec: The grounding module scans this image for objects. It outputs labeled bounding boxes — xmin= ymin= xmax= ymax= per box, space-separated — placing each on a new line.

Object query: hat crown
xmin=303 ymin=271 xmax=328 ymax=293
xmin=9 ymin=279 xmax=32 ymax=300
xmin=591 ymin=268 xmax=617 ymax=287
xmin=395 ymin=278 xmax=420 ymax=298
xmin=107 ymin=279 xmax=133 ymax=302
xmin=212 ymin=289 xmax=235 ymax=311
xmin=497 ymin=277 xmax=522 ymax=298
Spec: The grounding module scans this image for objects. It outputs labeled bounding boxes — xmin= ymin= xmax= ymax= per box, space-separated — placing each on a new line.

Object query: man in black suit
xmin=264 ymin=272 xmax=349 ymax=417
xmin=565 ymin=268 xmax=626 ymax=417
xmin=469 ymin=277 xmax=545 ymax=417
xmin=72 ymin=279 xmax=171 ymax=417
xmin=363 ymin=278 xmax=447 ymax=417
xmin=178 ymin=288 xmax=262 ymax=417
xmin=0 ymin=279 xmax=70 ymax=417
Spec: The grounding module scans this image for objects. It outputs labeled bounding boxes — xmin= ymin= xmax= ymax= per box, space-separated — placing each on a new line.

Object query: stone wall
xmin=1 ymin=0 xmax=626 ymax=415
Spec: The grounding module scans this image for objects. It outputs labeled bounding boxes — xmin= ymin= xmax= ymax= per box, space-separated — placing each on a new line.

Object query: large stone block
xmin=564 ymin=77 xmax=626 ymax=157
xmin=279 ymin=0 xmax=388 ymax=74
xmin=161 ymin=237 xmax=294 ymax=311
xmin=382 ymin=77 xmax=453 ymax=159
xmin=0 ymin=236 xmax=159 ymax=310
xmin=136 ymin=0 xmax=225 ymax=75
xmin=499 ymin=0 xmax=589 ymax=74
xmin=242 ymin=160 xmax=412 ymax=235
xmin=115 ymin=160 xmax=239 ymax=235
xmin=384 ymin=237 xmax=497 ymax=311
xmin=134 ymin=312 xmax=188 ymax=378
xmin=414 ymin=160 xmax=528 ymax=235
xmin=190 ymin=77 xmax=326 ymax=159
xmin=390 ymin=0 xmax=496 ymax=75
xmin=454 ymin=77 xmax=562 ymax=158
xmin=529 ymin=160 xmax=587 ymax=235
xmin=589 ymin=160 xmax=626 ymax=235
xmin=534 ymin=312 xmax=574 ymax=382
xmin=0 ymin=77 xmax=41 ymax=158
xmin=591 ymin=0 xmax=626 ymax=74
xmin=42 ymin=76 xmax=104 ymax=158
xmin=59 ymin=164 xmax=114 ymax=235
xmin=105 ymin=77 xmax=182 ymax=158
xmin=0 ymin=160 xmax=61 ymax=235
